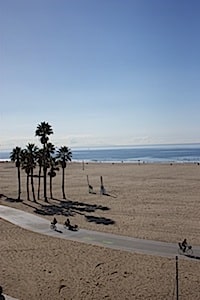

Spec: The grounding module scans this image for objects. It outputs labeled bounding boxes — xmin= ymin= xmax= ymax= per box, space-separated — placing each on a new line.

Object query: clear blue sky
xmin=1 ymin=0 xmax=200 ymax=150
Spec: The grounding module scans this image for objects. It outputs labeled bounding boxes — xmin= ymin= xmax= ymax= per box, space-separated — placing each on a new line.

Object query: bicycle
xmin=178 ymin=242 xmax=193 ymax=255
xmin=63 ymin=223 xmax=79 ymax=231
xmin=50 ymin=223 xmax=57 ymax=230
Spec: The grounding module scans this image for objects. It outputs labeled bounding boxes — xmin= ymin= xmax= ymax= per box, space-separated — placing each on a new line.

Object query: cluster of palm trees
xmin=10 ymin=122 xmax=72 ymax=202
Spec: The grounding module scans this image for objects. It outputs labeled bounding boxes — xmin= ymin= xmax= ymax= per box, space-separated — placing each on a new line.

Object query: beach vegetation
xmin=36 ymin=148 xmax=44 ymax=200
xmin=56 ymin=146 xmax=72 ymax=199
xmin=10 ymin=121 xmax=72 ymax=202
xmin=21 ymin=143 xmax=38 ymax=202
xmin=35 ymin=121 xmax=54 ymax=202
xmin=35 ymin=121 xmax=53 ymax=145
xmin=48 ymin=156 xmax=59 ymax=199
xmin=10 ymin=146 xmax=23 ymax=200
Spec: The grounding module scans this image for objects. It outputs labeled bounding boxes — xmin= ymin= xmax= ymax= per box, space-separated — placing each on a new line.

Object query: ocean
xmin=1 ymin=144 xmax=200 ymax=163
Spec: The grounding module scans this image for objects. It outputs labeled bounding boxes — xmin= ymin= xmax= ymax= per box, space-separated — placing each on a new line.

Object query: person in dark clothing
xmin=64 ymin=218 xmax=78 ymax=231
xmin=52 ymin=217 xmax=57 ymax=225
xmin=181 ymin=238 xmax=188 ymax=252
xmin=50 ymin=217 xmax=58 ymax=229
xmin=64 ymin=218 xmax=72 ymax=229
xmin=0 ymin=286 xmax=5 ymax=300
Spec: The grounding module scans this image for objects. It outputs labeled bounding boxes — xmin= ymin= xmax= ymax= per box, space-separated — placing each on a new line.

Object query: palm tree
xmin=10 ymin=146 xmax=22 ymax=200
xmin=35 ymin=121 xmax=53 ymax=145
xmin=36 ymin=143 xmax=55 ymax=200
xmin=36 ymin=148 xmax=43 ymax=200
xmin=48 ymin=157 xmax=59 ymax=199
xmin=21 ymin=149 xmax=31 ymax=201
xmin=46 ymin=142 xmax=56 ymax=156
xmin=35 ymin=122 xmax=53 ymax=202
xmin=21 ymin=144 xmax=38 ymax=202
xmin=56 ymin=146 xmax=72 ymax=199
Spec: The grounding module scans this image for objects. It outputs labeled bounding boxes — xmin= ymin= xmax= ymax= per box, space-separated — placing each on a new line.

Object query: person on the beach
xmin=52 ymin=217 xmax=57 ymax=225
xmin=181 ymin=238 xmax=188 ymax=252
xmin=0 ymin=286 xmax=5 ymax=300
xmin=64 ymin=218 xmax=78 ymax=230
xmin=64 ymin=218 xmax=71 ymax=229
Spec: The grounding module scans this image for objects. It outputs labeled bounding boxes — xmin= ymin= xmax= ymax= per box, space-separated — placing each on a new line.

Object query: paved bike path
xmin=4 ymin=295 xmax=18 ymax=300
xmin=1 ymin=205 xmax=200 ymax=260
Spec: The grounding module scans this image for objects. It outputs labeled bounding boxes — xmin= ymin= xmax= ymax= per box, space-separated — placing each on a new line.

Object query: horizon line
xmin=1 ymin=142 xmax=200 ymax=152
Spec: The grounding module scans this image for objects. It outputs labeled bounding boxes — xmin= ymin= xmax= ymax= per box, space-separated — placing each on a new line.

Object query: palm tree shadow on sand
xmin=0 ymin=194 xmax=23 ymax=203
xmin=85 ymin=215 xmax=115 ymax=225
xmin=0 ymin=194 xmax=115 ymax=226
xmin=23 ymin=198 xmax=115 ymax=226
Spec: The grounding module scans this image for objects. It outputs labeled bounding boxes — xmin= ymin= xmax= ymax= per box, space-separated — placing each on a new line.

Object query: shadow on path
xmin=54 ymin=228 xmax=63 ymax=234
xmin=185 ymin=254 xmax=200 ymax=260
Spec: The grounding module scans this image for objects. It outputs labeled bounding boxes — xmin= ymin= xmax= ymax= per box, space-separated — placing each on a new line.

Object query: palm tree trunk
xmin=43 ymin=143 xmax=48 ymax=203
xmin=43 ymin=166 xmax=48 ymax=202
xmin=27 ymin=175 xmax=30 ymax=201
xmin=50 ymin=176 xmax=53 ymax=199
xmin=38 ymin=165 xmax=42 ymax=200
xmin=17 ymin=166 xmax=21 ymax=200
xmin=62 ymin=167 xmax=66 ymax=199
xmin=31 ymin=169 xmax=36 ymax=202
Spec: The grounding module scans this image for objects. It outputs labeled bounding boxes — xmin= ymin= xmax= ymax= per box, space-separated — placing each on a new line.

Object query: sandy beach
xmin=1 ymin=162 xmax=200 ymax=299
